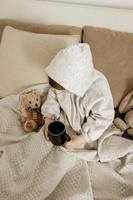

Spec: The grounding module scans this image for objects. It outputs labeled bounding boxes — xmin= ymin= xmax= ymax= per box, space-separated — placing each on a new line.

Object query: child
xmin=41 ymin=43 xmax=114 ymax=149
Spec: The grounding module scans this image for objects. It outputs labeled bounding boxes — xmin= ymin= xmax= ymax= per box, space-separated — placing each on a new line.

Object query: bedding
xmin=0 ymin=26 xmax=80 ymax=98
xmin=0 ymin=84 xmax=133 ymax=200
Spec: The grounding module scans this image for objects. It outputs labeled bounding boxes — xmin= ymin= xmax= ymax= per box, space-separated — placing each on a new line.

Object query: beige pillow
xmin=0 ymin=26 xmax=80 ymax=97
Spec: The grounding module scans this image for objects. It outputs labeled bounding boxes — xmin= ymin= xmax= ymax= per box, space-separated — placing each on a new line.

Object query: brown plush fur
xmin=114 ymin=90 xmax=133 ymax=137
xmin=20 ymin=89 xmax=44 ymax=133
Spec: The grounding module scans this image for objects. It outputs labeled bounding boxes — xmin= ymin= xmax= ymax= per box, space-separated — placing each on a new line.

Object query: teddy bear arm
xmin=114 ymin=117 xmax=128 ymax=131
xmin=21 ymin=107 xmax=29 ymax=118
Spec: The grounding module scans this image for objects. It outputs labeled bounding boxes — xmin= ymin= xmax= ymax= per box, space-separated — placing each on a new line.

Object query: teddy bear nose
xmin=35 ymin=103 xmax=38 ymax=107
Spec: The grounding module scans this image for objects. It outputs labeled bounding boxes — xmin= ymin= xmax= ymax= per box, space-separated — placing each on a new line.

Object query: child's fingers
xmin=63 ymin=140 xmax=75 ymax=149
xmin=43 ymin=127 xmax=50 ymax=141
xmin=63 ymin=134 xmax=85 ymax=149
xmin=45 ymin=133 xmax=50 ymax=141
xmin=45 ymin=131 xmax=50 ymax=141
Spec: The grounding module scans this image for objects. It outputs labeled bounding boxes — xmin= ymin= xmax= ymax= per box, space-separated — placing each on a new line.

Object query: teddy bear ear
xmin=19 ymin=93 xmax=28 ymax=106
xmin=31 ymin=89 xmax=39 ymax=94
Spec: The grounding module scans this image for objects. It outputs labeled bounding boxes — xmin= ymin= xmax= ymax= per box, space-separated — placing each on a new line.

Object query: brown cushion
xmin=83 ymin=26 xmax=133 ymax=107
xmin=0 ymin=19 xmax=82 ymax=42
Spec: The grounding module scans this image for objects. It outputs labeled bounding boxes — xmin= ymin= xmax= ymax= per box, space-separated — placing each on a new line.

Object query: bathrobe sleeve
xmin=81 ymin=74 xmax=114 ymax=142
xmin=41 ymin=88 xmax=60 ymax=120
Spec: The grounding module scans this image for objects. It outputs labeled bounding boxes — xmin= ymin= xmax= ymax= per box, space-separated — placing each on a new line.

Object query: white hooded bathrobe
xmin=41 ymin=43 xmax=114 ymax=142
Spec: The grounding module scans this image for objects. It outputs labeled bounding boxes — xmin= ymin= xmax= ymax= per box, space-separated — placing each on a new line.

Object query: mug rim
xmin=48 ymin=121 xmax=66 ymax=136
xmin=48 ymin=129 xmax=66 ymax=136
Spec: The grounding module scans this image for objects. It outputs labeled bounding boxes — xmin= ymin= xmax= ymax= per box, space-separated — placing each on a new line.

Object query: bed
xmin=0 ymin=1 xmax=133 ymax=200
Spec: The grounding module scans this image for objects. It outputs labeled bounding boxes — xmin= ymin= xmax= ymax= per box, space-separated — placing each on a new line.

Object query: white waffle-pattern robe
xmin=41 ymin=43 xmax=114 ymax=142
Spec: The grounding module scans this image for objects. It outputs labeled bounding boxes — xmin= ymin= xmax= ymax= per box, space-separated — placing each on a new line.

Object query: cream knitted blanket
xmin=0 ymin=84 xmax=133 ymax=200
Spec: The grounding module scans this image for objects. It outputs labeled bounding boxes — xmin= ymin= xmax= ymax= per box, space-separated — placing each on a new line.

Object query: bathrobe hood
xmin=45 ymin=43 xmax=97 ymax=97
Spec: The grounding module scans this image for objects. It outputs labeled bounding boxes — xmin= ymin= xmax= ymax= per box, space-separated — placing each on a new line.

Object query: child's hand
xmin=63 ymin=134 xmax=86 ymax=149
xmin=44 ymin=117 xmax=54 ymax=141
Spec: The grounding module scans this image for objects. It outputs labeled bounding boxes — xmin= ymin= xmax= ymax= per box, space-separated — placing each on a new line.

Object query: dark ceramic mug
xmin=48 ymin=121 xmax=71 ymax=146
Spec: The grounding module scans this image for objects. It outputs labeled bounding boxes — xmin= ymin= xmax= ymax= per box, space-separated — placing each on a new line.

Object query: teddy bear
xmin=114 ymin=90 xmax=133 ymax=138
xmin=20 ymin=89 xmax=45 ymax=133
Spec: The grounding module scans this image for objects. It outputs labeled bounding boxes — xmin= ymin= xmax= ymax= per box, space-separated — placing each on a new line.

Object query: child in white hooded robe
xmin=41 ymin=43 xmax=114 ymax=149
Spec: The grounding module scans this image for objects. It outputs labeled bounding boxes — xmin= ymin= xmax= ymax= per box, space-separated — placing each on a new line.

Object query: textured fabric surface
xmin=0 ymin=26 xmax=80 ymax=98
xmin=83 ymin=26 xmax=133 ymax=107
xmin=46 ymin=43 xmax=96 ymax=97
xmin=0 ymin=84 xmax=133 ymax=200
